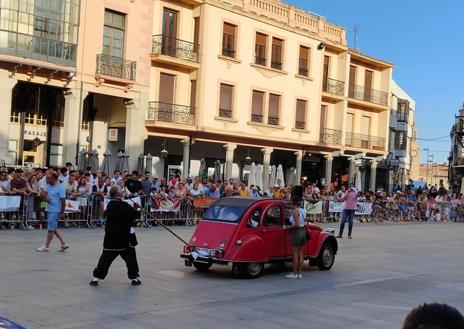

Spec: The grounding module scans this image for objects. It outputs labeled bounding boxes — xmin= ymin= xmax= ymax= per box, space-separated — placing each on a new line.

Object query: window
xmin=219 ymin=83 xmax=234 ymax=118
xmin=251 ymin=90 xmax=264 ymax=123
xmin=323 ymin=56 xmax=330 ymax=78
xmin=295 ymin=99 xmax=307 ymax=130
xmin=271 ymin=37 xmax=283 ymax=70
xmin=255 ymin=32 xmax=267 ymax=65
xmin=49 ymin=144 xmax=63 ymax=166
xmin=190 ymin=80 xmax=197 ymax=108
xmin=349 ymin=65 xmax=356 ymax=86
xmin=103 ymin=10 xmax=125 ymax=58
xmin=263 ymin=206 xmax=282 ymax=226
xmin=395 ymin=131 xmax=407 ymax=150
xmin=204 ymin=205 xmax=247 ymax=223
xmin=268 ymin=94 xmax=280 ymax=126
xmin=397 ymin=100 xmax=409 ymax=122
xmin=298 ymin=46 xmax=310 ymax=76
xmin=8 ymin=140 xmax=17 ymax=164
xmin=222 ymin=22 xmax=236 ymax=58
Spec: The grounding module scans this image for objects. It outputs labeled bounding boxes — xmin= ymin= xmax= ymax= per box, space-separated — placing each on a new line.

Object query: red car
xmin=181 ymin=197 xmax=338 ymax=278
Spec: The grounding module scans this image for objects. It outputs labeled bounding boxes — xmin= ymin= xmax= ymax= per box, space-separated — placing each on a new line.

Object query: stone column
xmin=63 ymin=88 xmax=88 ymax=165
xmin=348 ymin=157 xmax=356 ymax=184
xmin=294 ymin=150 xmax=303 ymax=185
xmin=181 ymin=137 xmax=190 ymax=179
xmin=261 ymin=147 xmax=273 ymax=191
xmin=324 ymin=154 xmax=333 ymax=186
xmin=0 ymin=72 xmax=17 ymax=164
xmin=370 ymin=161 xmax=378 ymax=192
xmin=125 ymin=92 xmax=148 ymax=171
xmin=223 ymin=143 xmax=237 ymax=180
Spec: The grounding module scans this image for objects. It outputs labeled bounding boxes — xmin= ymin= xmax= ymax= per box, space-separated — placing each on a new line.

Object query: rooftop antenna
xmin=353 ymin=25 xmax=359 ymax=50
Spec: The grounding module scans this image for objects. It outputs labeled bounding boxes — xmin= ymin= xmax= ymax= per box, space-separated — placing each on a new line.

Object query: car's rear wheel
xmin=192 ymin=261 xmax=212 ymax=272
xmin=317 ymin=242 xmax=335 ymax=271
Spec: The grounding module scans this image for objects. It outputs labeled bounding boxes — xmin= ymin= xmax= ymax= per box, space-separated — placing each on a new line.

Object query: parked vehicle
xmin=181 ymin=197 xmax=338 ymax=278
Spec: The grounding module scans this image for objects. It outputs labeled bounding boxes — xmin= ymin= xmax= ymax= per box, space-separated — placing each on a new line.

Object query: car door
xmin=258 ymin=204 xmax=286 ymax=259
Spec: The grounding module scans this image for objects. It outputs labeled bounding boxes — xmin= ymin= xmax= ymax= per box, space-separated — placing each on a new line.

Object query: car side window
xmin=246 ymin=207 xmax=262 ymax=228
xmin=284 ymin=206 xmax=293 ymax=225
xmin=263 ymin=206 xmax=282 ymax=226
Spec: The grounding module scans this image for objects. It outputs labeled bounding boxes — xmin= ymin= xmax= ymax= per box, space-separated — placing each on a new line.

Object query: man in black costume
xmin=90 ymin=186 xmax=141 ymax=286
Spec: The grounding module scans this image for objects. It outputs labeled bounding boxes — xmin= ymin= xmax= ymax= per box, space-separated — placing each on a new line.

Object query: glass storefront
xmin=0 ymin=0 xmax=80 ymax=66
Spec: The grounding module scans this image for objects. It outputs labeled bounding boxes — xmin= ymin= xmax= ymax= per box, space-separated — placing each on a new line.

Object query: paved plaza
xmin=1 ymin=222 xmax=464 ymax=329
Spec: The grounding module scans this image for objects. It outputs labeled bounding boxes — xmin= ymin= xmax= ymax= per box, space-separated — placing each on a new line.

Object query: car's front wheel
xmin=192 ymin=261 xmax=212 ymax=272
xmin=317 ymin=242 xmax=335 ymax=271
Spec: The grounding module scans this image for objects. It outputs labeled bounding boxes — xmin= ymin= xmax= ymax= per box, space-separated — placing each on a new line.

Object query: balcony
xmin=348 ymin=84 xmax=388 ymax=107
xmin=396 ymin=111 xmax=409 ymax=123
xmin=268 ymin=116 xmax=279 ymax=126
xmin=295 ymin=121 xmax=306 ymax=130
xmin=320 ymin=128 xmax=342 ymax=145
xmin=95 ymin=54 xmax=136 ymax=82
xmin=345 ymin=132 xmax=386 ymax=151
xmin=147 ymin=102 xmax=196 ymax=125
xmin=322 ymin=77 xmax=345 ymax=97
xmin=251 ymin=114 xmax=263 ymax=123
xmin=219 ymin=108 xmax=233 ymax=118
xmin=151 ymin=35 xmax=200 ymax=69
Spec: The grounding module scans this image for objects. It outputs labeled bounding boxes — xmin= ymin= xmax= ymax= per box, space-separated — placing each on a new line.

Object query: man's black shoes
xmin=131 ymin=279 xmax=142 ymax=286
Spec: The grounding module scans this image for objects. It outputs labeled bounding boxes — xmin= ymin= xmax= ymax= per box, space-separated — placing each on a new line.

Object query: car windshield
xmin=203 ymin=205 xmax=246 ymax=223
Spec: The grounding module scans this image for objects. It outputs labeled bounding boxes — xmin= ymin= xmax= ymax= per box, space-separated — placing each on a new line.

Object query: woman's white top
xmin=289 ymin=208 xmax=306 ymax=227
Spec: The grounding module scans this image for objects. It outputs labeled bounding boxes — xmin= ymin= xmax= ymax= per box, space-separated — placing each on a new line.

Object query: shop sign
xmin=24 ymin=126 xmax=47 ymax=141
xmin=108 ymin=128 xmax=118 ymax=142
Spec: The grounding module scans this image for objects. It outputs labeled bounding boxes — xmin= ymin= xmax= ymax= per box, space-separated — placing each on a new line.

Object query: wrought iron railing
xmin=147 ymin=102 xmax=196 ymax=125
xmin=322 ymin=76 xmax=345 ymax=96
xmin=95 ymin=54 xmax=136 ymax=81
xmin=396 ymin=110 xmax=409 ymax=123
xmin=295 ymin=121 xmax=306 ymax=130
xmin=251 ymin=113 xmax=263 ymax=123
xmin=271 ymin=61 xmax=282 ymax=70
xmin=320 ymin=128 xmax=342 ymax=145
xmin=268 ymin=116 xmax=279 ymax=125
xmin=255 ymin=56 xmax=266 ymax=66
xmin=152 ymin=35 xmax=199 ymax=63
xmin=219 ymin=108 xmax=232 ymax=118
xmin=222 ymin=48 xmax=236 ymax=58
xmin=348 ymin=84 xmax=388 ymax=106
xmin=345 ymin=132 xmax=386 ymax=151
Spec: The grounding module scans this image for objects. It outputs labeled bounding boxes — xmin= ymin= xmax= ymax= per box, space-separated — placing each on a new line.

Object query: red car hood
xmin=189 ymin=220 xmax=237 ymax=250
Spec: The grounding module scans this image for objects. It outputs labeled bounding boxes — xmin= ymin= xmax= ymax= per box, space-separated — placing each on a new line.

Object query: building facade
xmin=448 ymin=103 xmax=464 ymax=190
xmin=384 ymin=81 xmax=416 ymax=191
xmin=0 ymin=0 xmax=152 ymax=170
xmin=0 ymin=0 xmax=411 ymax=192
xmin=144 ymin=0 xmax=394 ymax=191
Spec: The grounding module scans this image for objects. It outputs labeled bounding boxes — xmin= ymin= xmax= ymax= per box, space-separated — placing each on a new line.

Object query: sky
xmin=288 ymin=0 xmax=463 ymax=164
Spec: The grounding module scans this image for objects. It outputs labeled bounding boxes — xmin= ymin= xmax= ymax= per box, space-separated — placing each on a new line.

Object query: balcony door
xmin=364 ymin=70 xmax=373 ymax=102
xmin=360 ymin=115 xmax=371 ymax=148
xmin=345 ymin=113 xmax=354 ymax=146
xmin=159 ymin=73 xmax=175 ymax=122
xmin=162 ymin=8 xmax=178 ymax=56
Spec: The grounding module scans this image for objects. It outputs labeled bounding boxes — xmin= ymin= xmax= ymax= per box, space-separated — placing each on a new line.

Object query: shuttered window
xmin=222 ymin=22 xmax=236 ymax=58
xmin=255 ymin=33 xmax=267 ymax=65
xmin=219 ymin=83 xmax=233 ymax=118
xmin=268 ymin=94 xmax=280 ymax=125
xmin=159 ymin=73 xmax=175 ymax=104
xmin=251 ymin=90 xmax=264 ymax=122
xmin=298 ymin=46 xmax=310 ymax=76
xmin=349 ymin=65 xmax=356 ymax=86
xmin=271 ymin=37 xmax=283 ymax=70
xmin=295 ymin=99 xmax=307 ymax=129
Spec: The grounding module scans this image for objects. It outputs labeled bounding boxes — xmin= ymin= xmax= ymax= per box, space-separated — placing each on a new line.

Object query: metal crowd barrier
xmin=4 ymin=194 xmax=463 ymax=231
xmin=0 ymin=193 xmax=29 ymax=230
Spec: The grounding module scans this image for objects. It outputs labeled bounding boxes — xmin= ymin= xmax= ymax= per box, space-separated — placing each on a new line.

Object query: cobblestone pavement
xmin=1 ymin=222 xmax=464 ymax=329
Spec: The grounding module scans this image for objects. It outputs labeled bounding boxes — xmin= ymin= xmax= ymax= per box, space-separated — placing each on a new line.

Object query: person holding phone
xmin=337 ymin=183 xmax=358 ymax=239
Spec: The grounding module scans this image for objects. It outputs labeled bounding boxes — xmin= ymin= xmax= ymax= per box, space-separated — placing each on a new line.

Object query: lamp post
xmin=423 ymin=147 xmax=429 ymax=185
xmin=428 ymin=154 xmax=434 ymax=186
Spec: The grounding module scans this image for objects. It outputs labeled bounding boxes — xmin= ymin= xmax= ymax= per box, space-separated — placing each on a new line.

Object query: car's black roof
xmin=211 ymin=196 xmax=267 ymax=208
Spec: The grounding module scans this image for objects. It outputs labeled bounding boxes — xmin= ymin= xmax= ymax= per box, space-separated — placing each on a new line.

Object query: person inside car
xmin=247 ymin=208 xmax=261 ymax=228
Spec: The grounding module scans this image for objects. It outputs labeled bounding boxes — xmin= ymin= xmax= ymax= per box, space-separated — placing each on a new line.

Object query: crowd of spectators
xmin=1 ymin=163 xmax=462 ymax=229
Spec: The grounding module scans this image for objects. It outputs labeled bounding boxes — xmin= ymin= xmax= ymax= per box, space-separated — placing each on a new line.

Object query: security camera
xmin=317 ymin=42 xmax=326 ymax=50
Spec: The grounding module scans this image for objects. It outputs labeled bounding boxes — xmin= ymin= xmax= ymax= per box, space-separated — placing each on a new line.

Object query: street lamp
xmin=423 ymin=147 xmax=429 ymax=185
